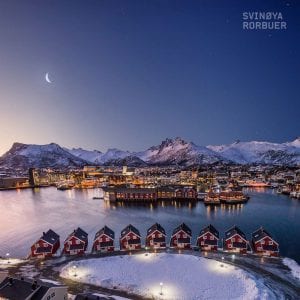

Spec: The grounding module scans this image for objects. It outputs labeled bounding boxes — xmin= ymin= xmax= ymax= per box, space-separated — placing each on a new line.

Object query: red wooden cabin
xmin=224 ymin=226 xmax=248 ymax=254
xmin=170 ymin=223 xmax=192 ymax=249
xmin=252 ymin=227 xmax=279 ymax=257
xmin=30 ymin=229 xmax=60 ymax=258
xmin=120 ymin=224 xmax=141 ymax=251
xmin=197 ymin=224 xmax=219 ymax=251
xmin=145 ymin=223 xmax=166 ymax=249
xmin=92 ymin=226 xmax=115 ymax=253
xmin=63 ymin=227 xmax=88 ymax=255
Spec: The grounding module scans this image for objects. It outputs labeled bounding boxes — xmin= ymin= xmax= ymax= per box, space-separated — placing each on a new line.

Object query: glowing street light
xmin=6 ymin=253 xmax=10 ymax=264
xmin=73 ymin=265 xmax=77 ymax=277
xmin=159 ymin=282 xmax=163 ymax=296
xmin=220 ymin=256 xmax=224 ymax=267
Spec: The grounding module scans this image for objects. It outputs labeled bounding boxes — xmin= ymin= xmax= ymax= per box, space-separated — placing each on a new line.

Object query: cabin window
xmin=203 ymin=236 xmax=207 ymax=240
xmin=133 ymin=235 xmax=136 ymax=239
xmin=269 ymin=241 xmax=273 ymax=245
xmin=210 ymin=236 xmax=214 ymax=240
xmin=43 ymin=243 xmax=48 ymax=247
xmin=231 ymin=238 xmax=235 ymax=242
xmin=201 ymin=241 xmax=204 ymax=245
xmin=159 ymin=233 xmax=162 ymax=238
xmin=261 ymin=240 xmax=265 ymax=244
xmin=238 ymin=238 xmax=242 ymax=242
xmin=76 ymin=240 xmax=80 ymax=245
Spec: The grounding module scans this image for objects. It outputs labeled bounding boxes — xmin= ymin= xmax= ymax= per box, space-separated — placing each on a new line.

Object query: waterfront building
xmin=120 ymin=224 xmax=141 ymax=251
xmin=196 ymin=224 xmax=219 ymax=251
xmin=224 ymin=226 xmax=248 ymax=254
xmin=145 ymin=223 xmax=166 ymax=249
xmin=63 ymin=227 xmax=88 ymax=255
xmin=30 ymin=229 xmax=60 ymax=258
xmin=252 ymin=227 xmax=279 ymax=257
xmin=170 ymin=223 xmax=192 ymax=249
xmin=92 ymin=226 xmax=115 ymax=253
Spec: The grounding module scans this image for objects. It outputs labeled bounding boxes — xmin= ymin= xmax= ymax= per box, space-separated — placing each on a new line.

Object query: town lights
xmin=160 ymin=282 xmax=163 ymax=295
xmin=6 ymin=253 xmax=10 ymax=264
xmin=73 ymin=265 xmax=77 ymax=277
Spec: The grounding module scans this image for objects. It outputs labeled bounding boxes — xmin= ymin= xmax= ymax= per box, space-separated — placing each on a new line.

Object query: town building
xmin=0 ymin=277 xmax=67 ymax=300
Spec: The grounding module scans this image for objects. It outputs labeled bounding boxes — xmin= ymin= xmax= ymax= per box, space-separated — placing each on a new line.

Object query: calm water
xmin=0 ymin=187 xmax=300 ymax=263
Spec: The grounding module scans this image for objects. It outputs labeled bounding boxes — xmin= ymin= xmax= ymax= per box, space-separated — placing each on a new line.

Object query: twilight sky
xmin=0 ymin=0 xmax=299 ymax=155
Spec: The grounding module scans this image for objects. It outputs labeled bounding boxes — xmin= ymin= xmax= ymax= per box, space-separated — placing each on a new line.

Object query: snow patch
xmin=283 ymin=258 xmax=300 ymax=280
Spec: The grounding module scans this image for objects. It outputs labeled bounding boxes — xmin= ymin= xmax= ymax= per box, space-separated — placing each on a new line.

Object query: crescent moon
xmin=45 ymin=73 xmax=52 ymax=83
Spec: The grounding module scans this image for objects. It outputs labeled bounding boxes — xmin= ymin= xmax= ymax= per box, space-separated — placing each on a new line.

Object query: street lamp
xmin=73 ymin=265 xmax=77 ymax=277
xmin=6 ymin=253 xmax=10 ymax=264
xmin=159 ymin=282 xmax=163 ymax=296
xmin=220 ymin=256 xmax=224 ymax=267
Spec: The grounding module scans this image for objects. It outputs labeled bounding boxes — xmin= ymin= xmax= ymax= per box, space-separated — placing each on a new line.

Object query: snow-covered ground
xmin=60 ymin=253 xmax=273 ymax=300
xmin=0 ymin=258 xmax=25 ymax=268
xmin=283 ymin=258 xmax=300 ymax=280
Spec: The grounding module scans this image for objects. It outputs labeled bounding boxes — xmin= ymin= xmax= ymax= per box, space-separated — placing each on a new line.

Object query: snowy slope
xmin=0 ymin=142 xmax=89 ymax=170
xmin=66 ymin=148 xmax=103 ymax=164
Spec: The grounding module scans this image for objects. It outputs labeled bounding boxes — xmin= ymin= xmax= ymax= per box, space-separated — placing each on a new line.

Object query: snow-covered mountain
xmin=66 ymin=148 xmax=103 ymax=164
xmin=66 ymin=148 xmax=131 ymax=165
xmin=0 ymin=142 xmax=89 ymax=170
xmin=1 ymin=137 xmax=300 ymax=171
xmin=207 ymin=138 xmax=300 ymax=165
xmin=136 ymin=137 xmax=224 ymax=165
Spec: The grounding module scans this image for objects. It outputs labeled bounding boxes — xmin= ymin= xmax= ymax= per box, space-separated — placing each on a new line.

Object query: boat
xmin=92 ymin=196 xmax=104 ymax=200
xmin=204 ymin=192 xmax=220 ymax=205
xmin=244 ymin=180 xmax=270 ymax=187
xmin=56 ymin=181 xmax=74 ymax=190
xmin=219 ymin=191 xmax=249 ymax=204
xmin=197 ymin=192 xmax=207 ymax=200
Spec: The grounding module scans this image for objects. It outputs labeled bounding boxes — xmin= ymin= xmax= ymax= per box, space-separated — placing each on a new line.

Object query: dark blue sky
xmin=0 ymin=0 xmax=299 ymax=154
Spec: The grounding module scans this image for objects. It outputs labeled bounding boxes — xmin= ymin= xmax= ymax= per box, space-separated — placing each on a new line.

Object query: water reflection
xmin=111 ymin=200 xmax=198 ymax=210
xmin=206 ymin=203 xmax=244 ymax=219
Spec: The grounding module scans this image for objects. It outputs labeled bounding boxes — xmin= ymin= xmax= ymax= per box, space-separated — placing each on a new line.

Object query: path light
xmin=220 ymin=256 xmax=224 ymax=268
xmin=73 ymin=265 xmax=77 ymax=277
xmin=160 ymin=282 xmax=163 ymax=295
xmin=6 ymin=253 xmax=10 ymax=264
